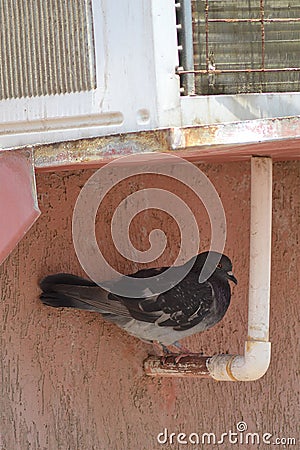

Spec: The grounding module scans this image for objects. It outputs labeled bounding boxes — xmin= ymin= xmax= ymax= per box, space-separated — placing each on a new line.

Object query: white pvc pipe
xmin=145 ymin=157 xmax=272 ymax=381
xmin=207 ymin=157 xmax=272 ymax=381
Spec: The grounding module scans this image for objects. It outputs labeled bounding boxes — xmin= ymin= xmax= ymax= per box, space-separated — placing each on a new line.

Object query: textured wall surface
xmin=0 ymin=160 xmax=299 ymax=450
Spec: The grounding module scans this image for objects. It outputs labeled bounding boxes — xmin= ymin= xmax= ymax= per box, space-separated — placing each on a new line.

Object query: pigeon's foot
xmin=173 ymin=353 xmax=200 ymax=364
xmin=152 ymin=341 xmax=174 ymax=356
xmin=153 ymin=340 xmax=190 ymax=356
xmin=153 ymin=341 xmax=201 ymax=364
xmin=169 ymin=341 xmax=191 ymax=353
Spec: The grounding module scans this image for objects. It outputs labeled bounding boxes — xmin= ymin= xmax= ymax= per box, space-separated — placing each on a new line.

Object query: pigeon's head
xmin=215 ymin=253 xmax=237 ymax=285
xmin=192 ymin=251 xmax=237 ymax=284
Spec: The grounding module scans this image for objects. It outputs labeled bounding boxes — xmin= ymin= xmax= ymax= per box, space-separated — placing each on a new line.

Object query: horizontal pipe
xmin=177 ymin=68 xmax=300 ymax=75
xmin=144 ymin=342 xmax=271 ymax=380
xmin=144 ymin=354 xmax=210 ymax=378
xmin=198 ymin=18 xmax=300 ymax=23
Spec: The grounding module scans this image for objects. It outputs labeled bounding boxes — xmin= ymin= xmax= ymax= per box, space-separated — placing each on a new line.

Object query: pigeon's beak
xmin=226 ymin=271 xmax=238 ymax=285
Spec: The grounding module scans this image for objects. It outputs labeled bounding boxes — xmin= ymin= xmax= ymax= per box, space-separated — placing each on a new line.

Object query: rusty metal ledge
xmin=29 ymin=116 xmax=300 ymax=171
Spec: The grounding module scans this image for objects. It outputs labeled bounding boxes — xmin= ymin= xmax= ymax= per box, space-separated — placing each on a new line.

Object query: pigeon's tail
xmin=40 ymin=273 xmax=102 ymax=311
xmin=39 ymin=273 xmax=129 ymax=318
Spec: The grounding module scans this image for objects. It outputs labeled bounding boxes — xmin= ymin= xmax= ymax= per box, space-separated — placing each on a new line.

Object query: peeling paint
xmin=30 ymin=116 xmax=300 ymax=171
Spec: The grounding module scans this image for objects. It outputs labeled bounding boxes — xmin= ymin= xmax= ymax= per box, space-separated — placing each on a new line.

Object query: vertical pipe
xmin=205 ymin=0 xmax=209 ymax=72
xmin=248 ymin=157 xmax=272 ymax=342
xmin=206 ymin=156 xmax=272 ymax=381
xmin=180 ymin=0 xmax=195 ymax=95
xmin=260 ymin=0 xmax=265 ymax=69
xmin=260 ymin=0 xmax=266 ymax=91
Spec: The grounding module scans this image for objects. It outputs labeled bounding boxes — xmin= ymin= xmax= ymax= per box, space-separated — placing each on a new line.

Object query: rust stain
xmin=207 ymin=18 xmax=300 ymax=23
xmin=225 ymin=356 xmax=240 ymax=382
xmin=144 ymin=355 xmax=211 ymax=378
xmin=30 ymin=116 xmax=300 ymax=172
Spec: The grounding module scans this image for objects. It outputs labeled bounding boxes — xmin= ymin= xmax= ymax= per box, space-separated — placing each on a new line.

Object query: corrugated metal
xmin=0 ymin=0 xmax=96 ymax=100
xmin=179 ymin=0 xmax=300 ymax=95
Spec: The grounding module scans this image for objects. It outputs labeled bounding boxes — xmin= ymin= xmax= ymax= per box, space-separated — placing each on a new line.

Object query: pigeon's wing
xmin=145 ymin=272 xmax=214 ymax=331
xmin=113 ymin=272 xmax=214 ymax=330
xmin=40 ymin=267 xmax=214 ymax=330
xmin=108 ymin=264 xmax=192 ymax=323
xmin=128 ymin=266 xmax=169 ymax=278
xmin=100 ymin=265 xmax=171 ymax=300
xmin=40 ymin=269 xmax=184 ymax=324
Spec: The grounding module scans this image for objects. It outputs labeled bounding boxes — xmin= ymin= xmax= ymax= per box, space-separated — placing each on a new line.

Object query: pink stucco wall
xmin=0 ymin=160 xmax=299 ymax=449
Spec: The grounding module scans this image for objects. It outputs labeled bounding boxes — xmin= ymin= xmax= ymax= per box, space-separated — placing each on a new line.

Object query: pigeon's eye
xmin=217 ymin=263 xmax=222 ymax=268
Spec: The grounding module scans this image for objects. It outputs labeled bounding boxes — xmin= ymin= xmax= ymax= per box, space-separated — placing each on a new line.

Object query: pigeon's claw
xmin=174 ymin=353 xmax=200 ymax=364
xmin=153 ymin=340 xmax=199 ymax=364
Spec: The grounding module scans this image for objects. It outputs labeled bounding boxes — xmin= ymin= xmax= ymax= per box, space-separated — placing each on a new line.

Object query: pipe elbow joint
xmin=207 ymin=340 xmax=271 ymax=382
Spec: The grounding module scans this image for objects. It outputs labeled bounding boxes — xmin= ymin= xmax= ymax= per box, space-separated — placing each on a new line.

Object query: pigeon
xmin=39 ymin=251 xmax=237 ymax=348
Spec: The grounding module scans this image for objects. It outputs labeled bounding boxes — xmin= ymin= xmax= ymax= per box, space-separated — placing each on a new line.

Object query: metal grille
xmin=177 ymin=0 xmax=300 ymax=95
xmin=0 ymin=0 xmax=96 ymax=100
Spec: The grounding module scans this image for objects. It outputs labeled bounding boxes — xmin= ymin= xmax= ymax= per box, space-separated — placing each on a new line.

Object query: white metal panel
xmin=181 ymin=93 xmax=300 ymax=126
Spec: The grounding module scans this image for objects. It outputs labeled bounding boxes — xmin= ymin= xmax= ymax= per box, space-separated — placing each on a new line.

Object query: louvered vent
xmin=177 ymin=0 xmax=300 ymax=95
xmin=0 ymin=0 xmax=96 ymax=100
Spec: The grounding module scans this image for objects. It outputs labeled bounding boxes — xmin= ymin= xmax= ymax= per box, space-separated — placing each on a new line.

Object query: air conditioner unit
xmin=1 ymin=0 xmax=300 ymax=150
xmin=0 ymin=0 xmax=181 ymax=149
